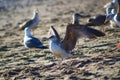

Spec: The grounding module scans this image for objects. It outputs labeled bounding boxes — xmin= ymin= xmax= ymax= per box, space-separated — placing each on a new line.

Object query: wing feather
xmin=61 ymin=24 xmax=105 ymax=51
xmin=61 ymin=24 xmax=78 ymax=51
xmin=50 ymin=26 xmax=61 ymax=42
xmin=25 ymin=37 xmax=43 ymax=48
xmin=79 ymin=26 xmax=105 ymax=38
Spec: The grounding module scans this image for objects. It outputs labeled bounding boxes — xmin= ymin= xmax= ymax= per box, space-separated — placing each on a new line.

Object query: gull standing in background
xmin=86 ymin=0 xmax=119 ymax=31
xmin=104 ymin=0 xmax=118 ymax=28
xmin=24 ymin=27 xmax=47 ymax=49
xmin=105 ymin=0 xmax=120 ymax=27
xmin=106 ymin=9 xmax=118 ymax=28
xmin=19 ymin=9 xmax=40 ymax=33
xmin=86 ymin=14 xmax=108 ymax=31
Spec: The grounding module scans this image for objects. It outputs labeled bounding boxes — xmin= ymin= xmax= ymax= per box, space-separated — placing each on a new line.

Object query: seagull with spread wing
xmin=48 ymin=13 xmax=105 ymax=59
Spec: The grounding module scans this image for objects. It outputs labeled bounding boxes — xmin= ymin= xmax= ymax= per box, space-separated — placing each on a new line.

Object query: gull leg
xmin=32 ymin=30 xmax=34 ymax=36
xmin=100 ymin=26 xmax=105 ymax=32
xmin=28 ymin=48 xmax=31 ymax=55
xmin=56 ymin=58 xmax=63 ymax=69
xmin=103 ymin=26 xmax=106 ymax=32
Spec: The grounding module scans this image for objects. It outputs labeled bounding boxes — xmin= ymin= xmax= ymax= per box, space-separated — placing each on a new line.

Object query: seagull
xmin=73 ymin=13 xmax=107 ymax=27
xmin=19 ymin=9 xmax=40 ymax=30
xmin=85 ymin=5 xmax=118 ymax=31
xmin=105 ymin=0 xmax=120 ymax=27
xmin=105 ymin=9 xmax=118 ymax=28
xmin=86 ymin=0 xmax=119 ymax=32
xmin=86 ymin=14 xmax=109 ymax=31
xmin=73 ymin=13 xmax=108 ymax=29
xmin=104 ymin=0 xmax=118 ymax=16
xmin=24 ymin=27 xmax=47 ymax=49
xmin=48 ymin=13 xmax=105 ymax=59
xmin=106 ymin=7 xmax=116 ymax=15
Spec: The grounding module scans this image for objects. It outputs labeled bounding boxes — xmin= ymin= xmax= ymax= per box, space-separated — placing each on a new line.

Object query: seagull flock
xmin=20 ymin=0 xmax=120 ymax=59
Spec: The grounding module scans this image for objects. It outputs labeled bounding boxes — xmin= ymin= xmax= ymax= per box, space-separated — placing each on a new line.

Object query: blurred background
xmin=0 ymin=0 xmax=120 ymax=80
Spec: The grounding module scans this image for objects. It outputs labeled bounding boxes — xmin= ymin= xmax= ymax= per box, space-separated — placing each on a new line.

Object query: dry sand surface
xmin=0 ymin=0 xmax=120 ymax=80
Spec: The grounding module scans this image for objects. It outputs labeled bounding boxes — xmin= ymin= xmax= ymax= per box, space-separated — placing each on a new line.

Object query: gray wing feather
xmin=25 ymin=37 xmax=43 ymax=48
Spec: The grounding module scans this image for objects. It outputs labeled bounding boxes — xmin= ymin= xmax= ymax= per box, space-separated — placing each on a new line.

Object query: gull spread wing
xmin=79 ymin=26 xmax=105 ymax=38
xmin=50 ymin=26 xmax=61 ymax=42
xmin=61 ymin=24 xmax=105 ymax=51
xmin=60 ymin=24 xmax=78 ymax=52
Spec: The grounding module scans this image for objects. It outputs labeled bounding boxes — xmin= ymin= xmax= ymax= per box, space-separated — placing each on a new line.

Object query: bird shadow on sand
xmin=103 ymin=57 xmax=120 ymax=65
xmin=81 ymin=43 xmax=117 ymax=49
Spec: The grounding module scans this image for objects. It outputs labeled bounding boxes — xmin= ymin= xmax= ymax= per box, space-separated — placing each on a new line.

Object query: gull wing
xmin=61 ymin=24 xmax=105 ymax=51
xmin=72 ymin=24 xmax=105 ymax=39
xmin=60 ymin=24 xmax=78 ymax=51
xmin=80 ymin=25 xmax=105 ymax=38
xmin=25 ymin=37 xmax=43 ymax=48
xmin=50 ymin=26 xmax=61 ymax=42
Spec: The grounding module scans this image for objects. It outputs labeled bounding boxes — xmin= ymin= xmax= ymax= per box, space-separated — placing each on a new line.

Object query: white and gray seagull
xmin=105 ymin=0 xmax=120 ymax=27
xmin=24 ymin=27 xmax=47 ymax=49
xmin=19 ymin=9 xmax=40 ymax=30
xmin=48 ymin=13 xmax=105 ymax=59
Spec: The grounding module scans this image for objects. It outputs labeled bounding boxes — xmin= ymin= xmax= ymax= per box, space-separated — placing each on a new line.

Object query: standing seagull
xmin=24 ymin=27 xmax=47 ymax=49
xmin=48 ymin=13 xmax=105 ymax=59
xmin=106 ymin=9 xmax=118 ymax=28
xmin=86 ymin=14 xmax=108 ymax=31
xmin=19 ymin=9 xmax=40 ymax=30
xmin=105 ymin=0 xmax=120 ymax=27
